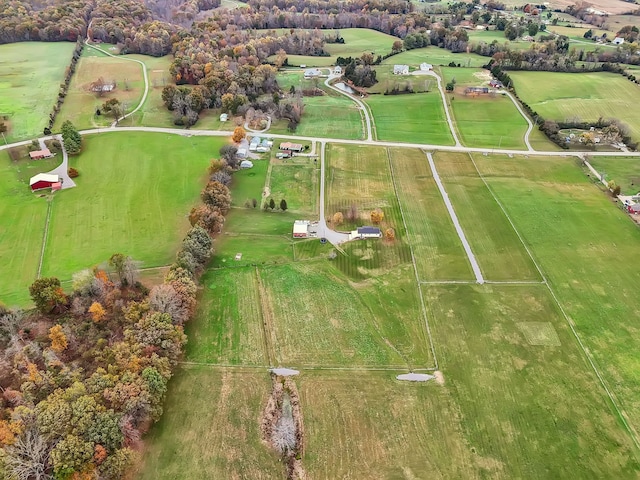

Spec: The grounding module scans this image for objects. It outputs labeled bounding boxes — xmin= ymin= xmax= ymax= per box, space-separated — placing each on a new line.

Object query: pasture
xmin=509 ymin=71 xmax=640 ymax=142
xmin=0 ymin=42 xmax=76 ymax=142
xmin=53 ymin=48 xmax=145 ymax=131
xmin=440 ymin=67 xmax=529 ymax=149
xmin=365 ymin=93 xmax=455 ymax=145
xmin=381 ymin=47 xmax=488 ymax=68
xmin=40 ymin=132 xmax=226 ymax=282
xmin=139 ymin=141 xmax=640 ymax=478
xmin=267 ymin=28 xmax=397 ymax=66
xmin=587 ymin=156 xmax=640 ymax=194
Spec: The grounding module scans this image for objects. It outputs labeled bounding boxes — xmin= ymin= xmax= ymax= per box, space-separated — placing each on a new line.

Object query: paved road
xmin=504 ymin=91 xmax=534 ymax=151
xmin=426 ymin=152 xmax=483 ymax=283
xmin=45 ymin=135 xmax=76 ymax=189
xmin=423 ymin=70 xmax=461 ymax=147
xmin=316 ymin=141 xmax=351 ymax=246
xmin=323 ymin=72 xmax=373 ymax=141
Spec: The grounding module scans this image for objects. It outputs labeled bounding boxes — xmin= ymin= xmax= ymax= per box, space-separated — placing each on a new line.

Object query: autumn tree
xmin=370 ymin=209 xmax=384 ymax=224
xmin=231 ymin=126 xmax=246 ymax=143
xmin=49 ymin=325 xmax=68 ymax=353
xmin=149 ymin=284 xmax=189 ymax=325
xmin=29 ymin=277 xmax=67 ymax=313
xmin=108 ymin=253 xmax=137 ymax=286
xmin=201 ymin=181 xmax=231 ymax=214
xmin=332 ymin=212 xmax=344 ymax=225
xmin=189 ymin=204 xmax=225 ymax=234
xmin=346 ymin=204 xmax=359 ymax=222
xmin=89 ymin=302 xmax=106 ymax=323
xmin=385 ymin=228 xmax=396 ymax=241
xmin=101 ymin=98 xmax=123 ymax=121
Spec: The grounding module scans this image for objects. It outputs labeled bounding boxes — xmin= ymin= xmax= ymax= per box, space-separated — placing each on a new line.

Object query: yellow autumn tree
xmin=332 ymin=212 xmax=344 ymax=225
xmin=370 ymin=209 xmax=384 ymax=224
xmin=89 ymin=302 xmax=106 ymax=323
xmin=232 ymin=126 xmax=246 ymax=143
xmin=385 ymin=228 xmax=396 ymax=241
xmin=49 ymin=325 xmax=68 ymax=353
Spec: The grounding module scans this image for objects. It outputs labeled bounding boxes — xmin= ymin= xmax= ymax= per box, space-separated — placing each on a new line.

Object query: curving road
xmin=323 ymin=71 xmax=373 ymax=141
xmin=504 ymin=91 xmax=534 ymax=151
xmin=423 ymin=70 xmax=461 ymax=147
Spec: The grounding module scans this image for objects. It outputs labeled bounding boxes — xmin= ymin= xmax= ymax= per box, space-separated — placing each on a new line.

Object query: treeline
xmin=0 ymin=144 xmax=245 ymax=479
xmin=0 ymin=0 xmax=91 ymax=44
xmin=144 ymin=0 xmax=220 ymax=26
xmin=245 ymin=0 xmax=412 ymax=14
xmin=45 ymin=41 xmax=84 ymax=136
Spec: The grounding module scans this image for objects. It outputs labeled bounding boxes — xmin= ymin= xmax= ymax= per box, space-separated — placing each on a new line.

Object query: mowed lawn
xmin=0 ymin=42 xmax=76 ymax=142
xmin=366 ymin=93 xmax=455 ymax=145
xmin=432 ymin=152 xmax=540 ymax=281
xmin=139 ymin=367 xmax=284 ymax=479
xmin=0 ymin=151 xmax=57 ymax=306
xmin=587 ymin=156 xmax=640 ymax=195
xmin=509 ymin=71 xmax=640 ymax=142
xmin=54 ymin=48 xmax=146 ymax=131
xmin=473 ymin=153 xmax=640 ymax=432
xmin=40 ymin=132 xmax=225 ymax=281
xmin=381 ymin=47 xmax=488 ymax=68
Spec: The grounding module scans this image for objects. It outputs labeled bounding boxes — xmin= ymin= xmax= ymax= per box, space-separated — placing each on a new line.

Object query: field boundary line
xmin=36 ymin=197 xmax=54 ymax=279
xmin=178 ymin=361 xmax=436 ymax=372
xmin=424 ymin=151 xmax=484 ymax=283
xmin=260 ymin=160 xmax=274 ymax=209
xmin=386 ymin=148 xmax=438 ymax=371
xmin=467 ymin=152 xmax=640 ymax=453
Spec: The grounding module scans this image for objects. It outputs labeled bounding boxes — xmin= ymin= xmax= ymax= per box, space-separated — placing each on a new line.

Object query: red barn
xmin=30 ymin=174 xmax=60 ymax=192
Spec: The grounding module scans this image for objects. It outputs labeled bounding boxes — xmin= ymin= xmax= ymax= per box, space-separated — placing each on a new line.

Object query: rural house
xmin=29 ymin=148 xmax=53 ymax=160
xmin=293 ymin=220 xmax=310 ymax=238
xmin=489 ymin=79 xmax=504 ymax=88
xmin=350 ymin=226 xmax=382 ymax=240
xmin=613 ymin=37 xmax=625 ymax=45
xmin=420 ymin=63 xmax=433 ymax=71
xmin=30 ymin=173 xmax=60 ymax=192
xmin=304 ymin=68 xmax=322 ymax=79
xmin=393 ymin=65 xmax=409 ymax=75
xmin=249 ymin=136 xmax=261 ymax=151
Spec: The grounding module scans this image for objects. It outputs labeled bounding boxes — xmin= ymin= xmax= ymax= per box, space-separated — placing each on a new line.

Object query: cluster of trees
xmin=44 ymin=39 xmax=84 ymax=136
xmin=145 ymin=0 xmax=220 ymax=26
xmin=343 ymin=58 xmax=377 ymax=87
xmin=61 ymin=120 xmax=82 ymax=155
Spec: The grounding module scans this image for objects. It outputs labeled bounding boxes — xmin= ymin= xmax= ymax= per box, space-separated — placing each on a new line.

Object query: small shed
xmin=240 ymin=160 xmax=254 ymax=169
xmin=334 ymin=66 xmax=342 ymax=75
xmin=293 ymin=220 xmax=310 ymax=238
xmin=237 ymin=147 xmax=248 ymax=158
xmin=613 ymin=37 xmax=625 ymax=45
xmin=219 ymin=113 xmax=228 ymax=122
xmin=249 ymin=137 xmax=261 ymax=151
xmin=29 ymin=148 xmax=52 ymax=160
xmin=30 ymin=173 xmax=60 ymax=192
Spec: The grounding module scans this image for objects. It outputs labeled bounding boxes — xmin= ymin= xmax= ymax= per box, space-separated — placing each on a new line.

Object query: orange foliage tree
xmin=385 ymin=228 xmax=396 ymax=241
xmin=332 ymin=212 xmax=344 ymax=225
xmin=89 ymin=302 xmax=106 ymax=323
xmin=232 ymin=126 xmax=246 ymax=143
xmin=49 ymin=325 xmax=68 ymax=353
xmin=370 ymin=208 xmax=384 ymax=224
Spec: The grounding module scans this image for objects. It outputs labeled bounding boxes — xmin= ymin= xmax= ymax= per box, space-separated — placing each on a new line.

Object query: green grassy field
xmin=267 ymin=28 xmax=397 ymax=66
xmin=139 ymin=367 xmax=284 ymax=479
xmin=439 ymin=67 xmax=529 ymax=149
xmin=587 ymin=156 xmax=640 ymax=195
xmin=39 ymin=132 xmax=226 ymax=283
xmin=0 ymin=42 xmax=76 ymax=142
xmin=473 ymin=153 xmax=640 ymax=431
xmin=388 ymin=148 xmax=473 ymax=280
xmin=381 ymin=47 xmax=489 ymax=68
xmin=0 ymin=150 xmax=54 ymax=306
xmin=267 ymin=163 xmax=319 ymax=215
xmin=366 ymin=93 xmax=455 ymax=145
xmin=509 ymin=71 xmax=640 ymax=142
xmin=432 ymin=152 xmax=540 ymax=281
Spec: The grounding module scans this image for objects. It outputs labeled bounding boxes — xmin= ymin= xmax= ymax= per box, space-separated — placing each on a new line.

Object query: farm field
xmin=388 ymin=148 xmax=473 ymax=280
xmin=139 ymin=142 xmax=640 ymax=478
xmin=0 ymin=42 xmax=76 ymax=142
xmin=432 ymin=152 xmax=540 ymax=281
xmin=366 ymin=93 xmax=455 ymax=145
xmin=587 ymin=156 xmax=640 ymax=194
xmin=0 ymin=151 xmax=53 ymax=306
xmin=509 ymin=71 xmax=640 ymax=142
xmin=473 ymin=153 xmax=640 ymax=430
xmin=139 ymin=367 xmax=284 ymax=480
xmin=440 ymin=67 xmax=529 ymax=149
xmin=380 ymin=47 xmax=488 ymax=67
xmin=53 ymin=48 xmax=145 ymax=131
xmin=269 ymin=89 xmax=364 ymax=140
xmin=267 ymin=28 xmax=397 ymax=66
xmin=39 ymin=132 xmax=226 ymax=284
